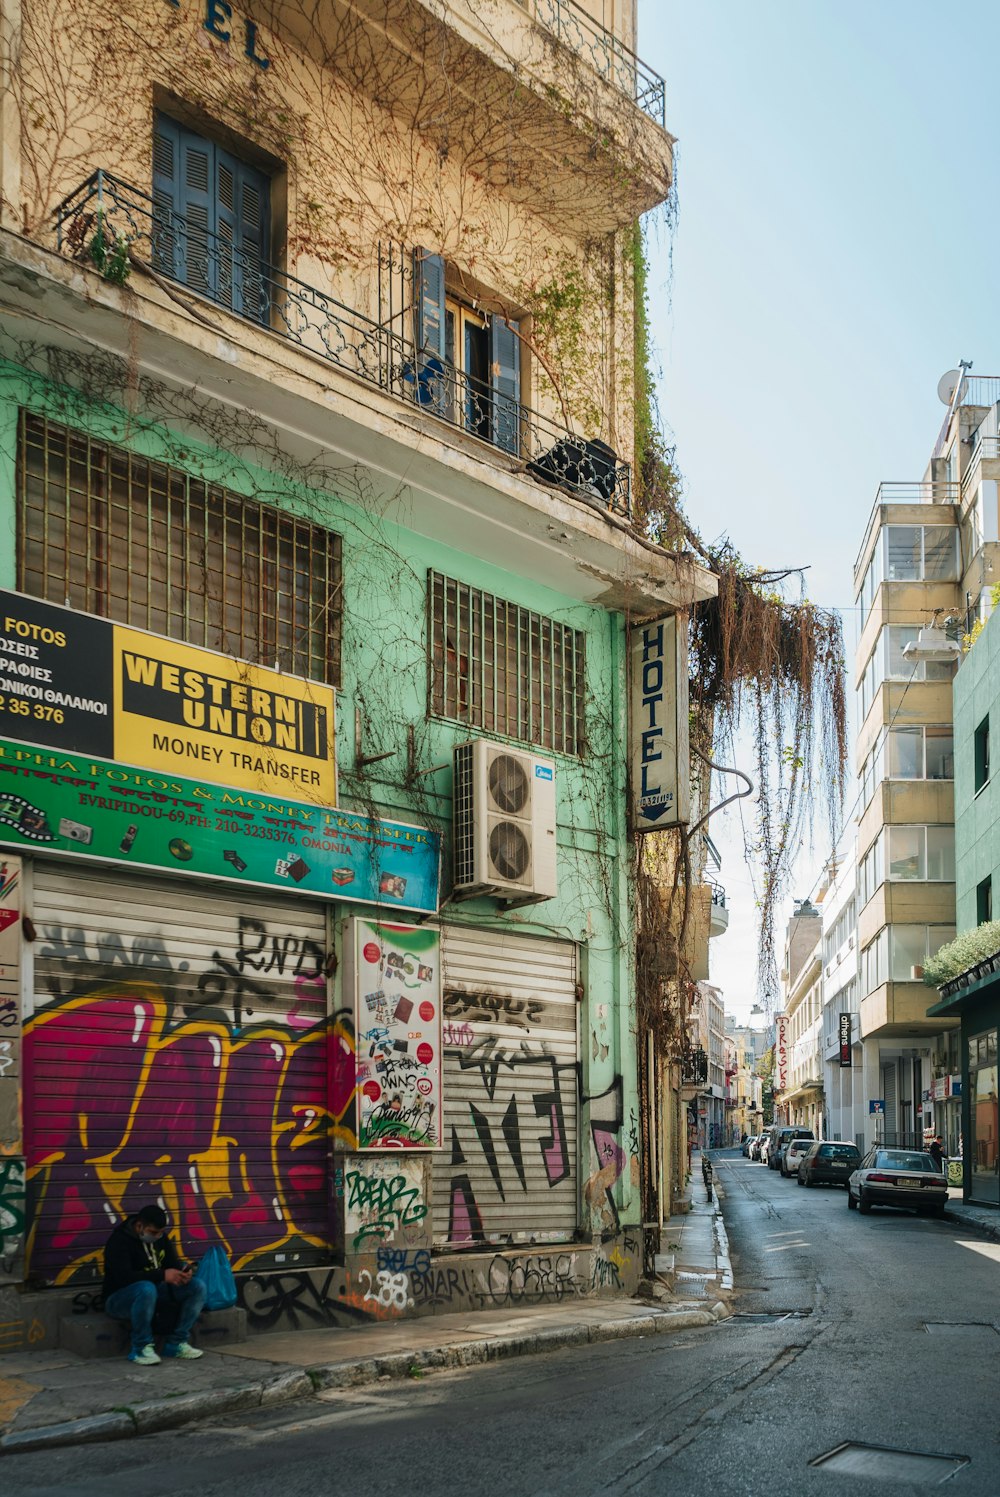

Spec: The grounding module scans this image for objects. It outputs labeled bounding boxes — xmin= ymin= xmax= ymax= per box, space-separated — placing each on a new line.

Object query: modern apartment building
xmin=0 ymin=0 xmax=717 ymax=1342
xmin=848 ymin=379 xmax=994 ymax=1146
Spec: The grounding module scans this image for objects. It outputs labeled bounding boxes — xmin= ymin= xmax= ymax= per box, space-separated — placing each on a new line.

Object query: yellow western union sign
xmin=113 ymin=627 xmax=336 ymax=802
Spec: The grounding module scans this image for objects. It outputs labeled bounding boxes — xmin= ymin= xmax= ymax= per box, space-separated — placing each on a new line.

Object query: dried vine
xmin=630 ymin=221 xmax=848 ymax=1011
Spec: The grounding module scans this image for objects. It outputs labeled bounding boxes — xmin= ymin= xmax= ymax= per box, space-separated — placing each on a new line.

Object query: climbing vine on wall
xmin=630 ymin=223 xmax=848 ymax=1011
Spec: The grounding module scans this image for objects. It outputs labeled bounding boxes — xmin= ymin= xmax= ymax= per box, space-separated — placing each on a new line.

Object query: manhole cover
xmin=810 ymin=1442 xmax=970 ymax=1484
xmin=726 ymin=1310 xmax=812 ymax=1323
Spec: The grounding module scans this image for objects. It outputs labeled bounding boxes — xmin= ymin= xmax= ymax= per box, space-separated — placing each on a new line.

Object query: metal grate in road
xmin=923 ymin=1321 xmax=999 ymax=1336
xmin=810 ymin=1442 xmax=971 ymax=1484
xmin=725 ymin=1310 xmax=813 ymax=1323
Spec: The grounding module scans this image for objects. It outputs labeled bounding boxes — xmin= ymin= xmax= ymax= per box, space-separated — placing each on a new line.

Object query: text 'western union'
xmin=121 ymin=652 xmax=328 ymax=760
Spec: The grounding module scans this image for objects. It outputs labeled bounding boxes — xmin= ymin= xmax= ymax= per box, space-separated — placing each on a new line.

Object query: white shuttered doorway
xmin=435 ymin=927 xmax=578 ymax=1247
xmin=24 ymin=863 xmax=333 ymax=1284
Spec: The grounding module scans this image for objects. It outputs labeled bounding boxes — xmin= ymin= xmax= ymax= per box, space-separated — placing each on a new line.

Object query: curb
xmin=0 ymin=1303 xmax=728 ymax=1456
xmin=944 ymin=1206 xmax=1000 ymax=1243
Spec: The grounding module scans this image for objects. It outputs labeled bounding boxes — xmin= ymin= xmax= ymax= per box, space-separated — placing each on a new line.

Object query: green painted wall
xmin=954 ymin=604 xmax=1000 ymax=932
xmin=0 ymin=358 xmax=640 ymax=1235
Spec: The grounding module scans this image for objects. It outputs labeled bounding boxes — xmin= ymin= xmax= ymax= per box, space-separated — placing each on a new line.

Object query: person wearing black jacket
xmin=103 ymin=1204 xmax=206 ymax=1364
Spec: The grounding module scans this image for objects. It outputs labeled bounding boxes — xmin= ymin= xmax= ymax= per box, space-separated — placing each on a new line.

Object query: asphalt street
xmin=3 ymin=1149 xmax=998 ymax=1497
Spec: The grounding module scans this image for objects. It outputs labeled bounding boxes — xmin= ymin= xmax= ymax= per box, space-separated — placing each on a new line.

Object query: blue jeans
xmin=105 ymin=1278 xmax=207 ymax=1353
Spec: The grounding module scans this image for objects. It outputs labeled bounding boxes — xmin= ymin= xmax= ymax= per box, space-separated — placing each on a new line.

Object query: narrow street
xmin=3 ymin=1151 xmax=998 ymax=1497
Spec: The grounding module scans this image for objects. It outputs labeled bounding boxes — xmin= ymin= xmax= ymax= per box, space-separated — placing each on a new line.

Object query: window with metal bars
xmin=429 ymin=571 xmax=585 ymax=755
xmin=16 ymin=411 xmax=342 ymax=685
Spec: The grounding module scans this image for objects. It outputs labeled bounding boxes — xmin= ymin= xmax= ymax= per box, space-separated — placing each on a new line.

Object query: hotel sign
xmin=629 ymin=613 xmax=689 ymax=831
xmin=838 ymin=1012 xmax=852 ymax=1068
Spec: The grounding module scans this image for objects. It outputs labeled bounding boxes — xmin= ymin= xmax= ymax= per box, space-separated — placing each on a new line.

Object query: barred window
xmin=429 ymin=571 xmax=585 ymax=755
xmin=16 ymin=411 xmax=341 ymax=685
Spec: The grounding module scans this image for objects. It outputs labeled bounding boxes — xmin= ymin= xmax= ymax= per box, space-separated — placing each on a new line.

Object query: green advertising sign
xmin=0 ymin=739 xmax=441 ymax=914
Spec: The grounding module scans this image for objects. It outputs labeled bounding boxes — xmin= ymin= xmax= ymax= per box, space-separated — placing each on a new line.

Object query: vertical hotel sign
xmin=838 ymin=1012 xmax=853 ymax=1068
xmin=629 ymin=613 xmax=689 ymax=831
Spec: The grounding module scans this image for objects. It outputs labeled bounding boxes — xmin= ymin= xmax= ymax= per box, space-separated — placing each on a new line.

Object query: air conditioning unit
xmin=453 ymin=739 xmax=557 ymax=901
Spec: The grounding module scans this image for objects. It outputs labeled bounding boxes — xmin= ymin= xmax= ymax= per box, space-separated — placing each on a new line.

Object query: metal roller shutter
xmin=435 ymin=926 xmax=578 ymax=1247
xmin=24 ymin=863 xmax=334 ymax=1285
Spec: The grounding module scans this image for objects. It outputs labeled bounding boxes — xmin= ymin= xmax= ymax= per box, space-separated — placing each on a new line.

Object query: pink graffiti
xmin=23 ymin=984 xmax=354 ymax=1284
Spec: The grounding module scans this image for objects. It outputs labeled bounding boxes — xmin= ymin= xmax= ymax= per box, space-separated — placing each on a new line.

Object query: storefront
xmin=433 ymin=925 xmax=579 ymax=1246
xmin=23 ymin=862 xmax=337 ymax=1283
xmin=929 ymin=974 xmax=1000 ymax=1208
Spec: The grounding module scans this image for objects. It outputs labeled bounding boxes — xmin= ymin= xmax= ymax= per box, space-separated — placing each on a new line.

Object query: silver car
xmin=847 ymin=1147 xmax=948 ymax=1218
xmin=780 ymin=1137 xmax=815 ymax=1177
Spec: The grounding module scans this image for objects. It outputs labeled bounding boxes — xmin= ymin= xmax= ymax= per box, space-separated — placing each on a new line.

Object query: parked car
xmin=768 ymin=1126 xmax=815 ymax=1171
xmin=847 ymin=1147 xmax=949 ymax=1217
xmin=780 ymin=1137 xmax=815 ymax=1177
xmin=797 ymin=1140 xmax=861 ymax=1187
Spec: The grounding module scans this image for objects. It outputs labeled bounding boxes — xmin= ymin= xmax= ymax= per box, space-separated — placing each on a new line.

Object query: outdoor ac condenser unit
xmin=453 ymin=739 xmax=557 ymax=901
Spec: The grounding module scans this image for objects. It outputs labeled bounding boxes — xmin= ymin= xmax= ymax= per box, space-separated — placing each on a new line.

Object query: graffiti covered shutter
xmin=24 ymin=864 xmax=335 ymax=1285
xmin=434 ymin=927 xmax=578 ymax=1247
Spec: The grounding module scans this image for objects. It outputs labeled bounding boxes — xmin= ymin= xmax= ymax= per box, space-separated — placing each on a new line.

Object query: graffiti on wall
xmin=344 ymin=1156 xmax=429 ymax=1251
xmin=0 ymin=1155 xmax=26 ymax=1280
xmin=439 ymin=981 xmax=630 ymax=1245
xmin=22 ymin=911 xmax=357 ymax=1284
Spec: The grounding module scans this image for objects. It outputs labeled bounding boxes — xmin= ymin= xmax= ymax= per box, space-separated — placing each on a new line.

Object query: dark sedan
xmin=797 ymin=1140 xmax=861 ymax=1187
xmin=847 ymin=1147 xmax=948 ymax=1217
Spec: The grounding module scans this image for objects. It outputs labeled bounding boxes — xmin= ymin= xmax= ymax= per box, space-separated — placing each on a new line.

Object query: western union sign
xmin=0 ymin=591 xmax=336 ymax=803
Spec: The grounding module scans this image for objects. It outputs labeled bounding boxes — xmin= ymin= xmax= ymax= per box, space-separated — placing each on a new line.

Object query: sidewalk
xmin=945 ymin=1192 xmax=1000 ymax=1242
xmin=0 ymin=1182 xmax=732 ymax=1457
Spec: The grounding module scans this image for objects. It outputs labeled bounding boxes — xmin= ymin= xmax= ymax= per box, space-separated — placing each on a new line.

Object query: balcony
xmin=54 ymin=172 xmax=630 ymax=517
xmin=708 ymin=880 xmax=729 ymax=937
xmin=680 ymin=1048 xmax=709 ymax=1086
xmin=271 ymin=0 xmax=673 ymax=232
xmin=532 ymin=0 xmax=666 ymax=125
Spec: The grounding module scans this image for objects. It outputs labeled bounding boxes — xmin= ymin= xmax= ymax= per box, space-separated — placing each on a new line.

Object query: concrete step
xmin=57 ymin=1307 xmax=247 ymax=1359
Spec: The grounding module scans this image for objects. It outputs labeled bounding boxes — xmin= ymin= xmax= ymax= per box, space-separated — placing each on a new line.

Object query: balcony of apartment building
xmin=708 ymin=879 xmax=730 ymax=937
xmin=853 ymin=484 xmax=962 ymax=673
xmin=272 ymin=0 xmax=673 ymax=232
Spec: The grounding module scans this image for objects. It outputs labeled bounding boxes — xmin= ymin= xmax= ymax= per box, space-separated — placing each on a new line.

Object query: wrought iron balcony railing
xmin=53 ymin=171 xmax=631 ymax=516
xmin=534 ymin=0 xmax=666 ymax=126
xmin=680 ymin=1047 xmax=708 ymax=1086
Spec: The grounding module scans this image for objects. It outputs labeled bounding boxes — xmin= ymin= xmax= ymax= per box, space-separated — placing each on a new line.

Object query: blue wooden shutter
xmin=414 ymin=249 xmax=446 ymax=359
xmin=177 ymin=129 xmax=214 ymax=297
xmin=216 ymin=148 xmax=270 ymax=323
xmin=490 ymin=316 xmax=520 ymax=455
xmin=153 ymin=115 xmax=269 ymax=322
xmin=234 ymin=159 xmax=269 ymax=323
xmin=412 ymin=248 xmax=446 ymax=412
xmin=151 ymin=115 xmax=181 ymax=279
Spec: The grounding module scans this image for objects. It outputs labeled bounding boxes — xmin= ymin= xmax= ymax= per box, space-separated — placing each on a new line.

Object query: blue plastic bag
xmin=195 ymin=1244 xmax=237 ymax=1310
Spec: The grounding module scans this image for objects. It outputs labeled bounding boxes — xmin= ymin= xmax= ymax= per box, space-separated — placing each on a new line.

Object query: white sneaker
xmin=128 ymin=1344 xmax=161 ymax=1365
xmin=163 ymin=1341 xmax=203 ymax=1359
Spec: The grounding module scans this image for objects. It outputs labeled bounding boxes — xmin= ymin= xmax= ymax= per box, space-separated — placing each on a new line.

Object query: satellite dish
xmin=937 ymin=369 xmax=964 ymax=406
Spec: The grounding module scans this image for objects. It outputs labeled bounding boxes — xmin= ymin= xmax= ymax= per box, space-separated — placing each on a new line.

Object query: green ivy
xmin=89 ymin=214 xmax=132 ymax=287
xmin=923 ymin=922 xmax=1000 ymax=987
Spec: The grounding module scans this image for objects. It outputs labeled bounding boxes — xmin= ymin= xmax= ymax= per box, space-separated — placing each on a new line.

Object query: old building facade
xmin=0 ymin=0 xmax=716 ymax=1343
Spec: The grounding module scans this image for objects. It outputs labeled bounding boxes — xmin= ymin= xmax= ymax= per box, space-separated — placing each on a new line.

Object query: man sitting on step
xmin=102 ymin=1204 xmax=206 ymax=1365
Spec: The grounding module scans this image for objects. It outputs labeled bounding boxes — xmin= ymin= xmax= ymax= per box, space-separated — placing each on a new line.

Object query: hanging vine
xmin=629 ymin=223 xmax=848 ymax=1014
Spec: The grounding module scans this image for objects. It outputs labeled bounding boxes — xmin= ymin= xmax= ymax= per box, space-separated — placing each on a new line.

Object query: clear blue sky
xmin=637 ymin=0 xmax=1000 ymax=1018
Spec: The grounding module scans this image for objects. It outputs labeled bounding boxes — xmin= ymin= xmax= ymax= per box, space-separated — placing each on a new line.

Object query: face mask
xmin=139 ymin=1230 xmax=161 ymax=1243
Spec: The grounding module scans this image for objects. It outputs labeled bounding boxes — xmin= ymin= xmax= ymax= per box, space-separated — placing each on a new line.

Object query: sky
xmin=636 ymin=0 xmax=1000 ymax=1020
